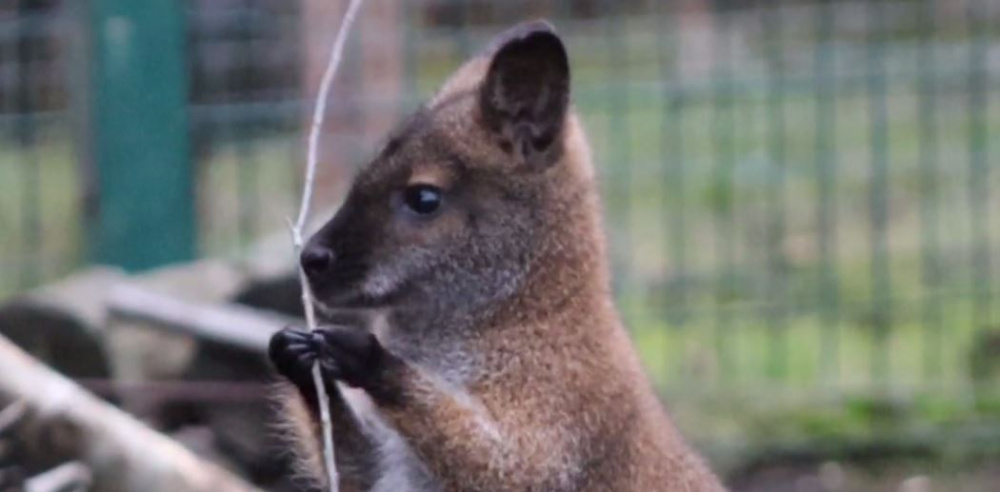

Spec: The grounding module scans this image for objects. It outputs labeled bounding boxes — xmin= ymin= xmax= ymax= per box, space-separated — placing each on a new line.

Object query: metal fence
xmin=1 ymin=0 xmax=999 ymax=414
xmin=1 ymin=2 xmax=78 ymax=294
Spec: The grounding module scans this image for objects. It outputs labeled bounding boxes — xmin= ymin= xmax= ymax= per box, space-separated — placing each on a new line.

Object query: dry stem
xmin=291 ymin=0 xmax=366 ymax=490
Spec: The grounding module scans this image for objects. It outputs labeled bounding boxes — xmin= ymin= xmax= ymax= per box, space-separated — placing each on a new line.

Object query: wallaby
xmin=269 ymin=20 xmax=725 ymax=492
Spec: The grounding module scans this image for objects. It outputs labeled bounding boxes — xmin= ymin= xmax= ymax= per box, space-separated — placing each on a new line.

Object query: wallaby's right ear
xmin=479 ymin=21 xmax=570 ymax=169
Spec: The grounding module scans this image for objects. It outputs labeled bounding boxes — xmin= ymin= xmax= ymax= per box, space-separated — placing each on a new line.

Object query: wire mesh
xmin=0 ymin=0 xmax=998 ymax=409
xmin=0 ymin=3 xmax=79 ymax=297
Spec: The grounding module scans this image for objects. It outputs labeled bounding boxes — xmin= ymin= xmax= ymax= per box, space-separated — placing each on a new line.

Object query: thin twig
xmin=291 ymin=0 xmax=366 ymax=491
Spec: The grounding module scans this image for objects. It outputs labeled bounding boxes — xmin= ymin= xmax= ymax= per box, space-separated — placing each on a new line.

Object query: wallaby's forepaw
xmin=269 ymin=327 xmax=319 ymax=390
xmin=312 ymin=327 xmax=389 ymax=390
xmin=269 ymin=326 xmax=393 ymax=393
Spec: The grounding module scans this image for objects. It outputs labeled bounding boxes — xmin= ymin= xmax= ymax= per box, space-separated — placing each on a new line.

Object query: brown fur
xmin=279 ymin=20 xmax=724 ymax=491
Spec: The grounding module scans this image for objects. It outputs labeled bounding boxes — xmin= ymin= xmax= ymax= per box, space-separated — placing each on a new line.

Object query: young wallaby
xmin=269 ymin=20 xmax=725 ymax=492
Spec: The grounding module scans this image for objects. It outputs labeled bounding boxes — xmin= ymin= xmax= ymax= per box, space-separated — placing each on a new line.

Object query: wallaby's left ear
xmin=479 ymin=21 xmax=569 ymax=169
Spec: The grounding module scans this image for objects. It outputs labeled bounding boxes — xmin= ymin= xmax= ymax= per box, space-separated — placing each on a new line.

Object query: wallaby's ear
xmin=479 ymin=20 xmax=569 ymax=169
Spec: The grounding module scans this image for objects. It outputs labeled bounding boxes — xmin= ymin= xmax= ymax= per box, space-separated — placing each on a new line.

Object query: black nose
xmin=300 ymin=245 xmax=335 ymax=279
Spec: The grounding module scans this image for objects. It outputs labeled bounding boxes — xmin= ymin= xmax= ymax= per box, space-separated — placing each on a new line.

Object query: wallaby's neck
xmin=493 ymin=169 xmax=613 ymax=331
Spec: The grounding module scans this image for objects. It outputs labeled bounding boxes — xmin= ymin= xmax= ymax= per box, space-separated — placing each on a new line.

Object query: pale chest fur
xmin=341 ymin=385 xmax=442 ymax=492
xmin=338 ymin=328 xmax=498 ymax=492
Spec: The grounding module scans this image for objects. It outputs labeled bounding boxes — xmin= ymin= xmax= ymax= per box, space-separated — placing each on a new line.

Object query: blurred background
xmin=1 ymin=0 xmax=998 ymax=490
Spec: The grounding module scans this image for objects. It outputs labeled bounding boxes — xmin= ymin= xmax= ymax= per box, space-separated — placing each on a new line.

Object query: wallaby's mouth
xmin=305 ymin=256 xmax=374 ymax=308
xmin=314 ymin=285 xmax=377 ymax=310
xmin=312 ymin=299 xmax=390 ymax=335
xmin=312 ymin=277 xmax=400 ymax=313
xmin=314 ymin=293 xmax=378 ymax=318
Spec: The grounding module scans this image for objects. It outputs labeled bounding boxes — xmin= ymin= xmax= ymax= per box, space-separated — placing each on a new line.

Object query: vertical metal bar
xmin=88 ymin=0 xmax=194 ymax=270
xmin=349 ymin=4 xmax=366 ymax=169
xmin=401 ymin=0 xmax=419 ymax=115
xmin=236 ymin=0 xmax=260 ymax=251
xmin=454 ymin=0 xmax=472 ymax=60
xmin=289 ymin=6 xmax=306 ymax=227
xmin=661 ymin=1 xmax=687 ymax=319
xmin=210 ymin=3 xmax=233 ymax=255
xmin=763 ymin=2 xmax=789 ymax=381
xmin=966 ymin=0 xmax=992 ymax=329
xmin=814 ymin=0 xmax=840 ymax=386
xmin=16 ymin=3 xmax=42 ymax=289
xmin=0 ymin=12 xmax=10 ymax=283
xmin=866 ymin=0 xmax=891 ymax=386
xmin=711 ymin=6 xmax=736 ymax=383
xmin=917 ymin=0 xmax=943 ymax=380
xmin=659 ymin=1 xmax=688 ymax=387
xmin=606 ymin=3 xmax=631 ymax=305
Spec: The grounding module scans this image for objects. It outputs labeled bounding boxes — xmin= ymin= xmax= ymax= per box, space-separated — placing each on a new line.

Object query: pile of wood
xmin=0 ymin=261 xmax=307 ymax=492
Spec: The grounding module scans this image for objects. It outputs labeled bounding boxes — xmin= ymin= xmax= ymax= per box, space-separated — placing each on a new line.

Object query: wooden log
xmin=106 ymin=283 xmax=296 ymax=353
xmin=106 ymin=282 xmax=368 ymax=353
xmin=0 ymin=268 xmax=123 ymax=385
xmin=0 ymin=335 xmax=263 ymax=492
xmin=100 ymin=261 xmax=258 ymax=416
xmin=108 ymin=282 xmax=309 ymax=490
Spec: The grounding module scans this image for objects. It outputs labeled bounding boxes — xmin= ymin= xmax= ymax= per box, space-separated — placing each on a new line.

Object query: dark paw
xmin=269 ymin=326 xmax=390 ymax=392
xmin=312 ymin=327 xmax=387 ymax=389
xmin=269 ymin=327 xmax=319 ymax=390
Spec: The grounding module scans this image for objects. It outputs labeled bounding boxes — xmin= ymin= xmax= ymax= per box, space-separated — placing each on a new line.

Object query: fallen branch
xmin=106 ymin=283 xmax=367 ymax=357
xmin=106 ymin=283 xmax=294 ymax=353
xmin=0 ymin=334 xmax=262 ymax=492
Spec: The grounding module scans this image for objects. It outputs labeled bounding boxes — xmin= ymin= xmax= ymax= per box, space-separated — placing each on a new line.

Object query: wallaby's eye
xmin=403 ymin=184 xmax=443 ymax=215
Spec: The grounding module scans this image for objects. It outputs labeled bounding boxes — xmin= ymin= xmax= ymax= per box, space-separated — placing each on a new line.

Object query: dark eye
xmin=403 ymin=184 xmax=443 ymax=215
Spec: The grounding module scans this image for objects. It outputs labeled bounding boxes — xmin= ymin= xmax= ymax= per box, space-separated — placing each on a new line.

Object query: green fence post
xmin=88 ymin=0 xmax=194 ymax=271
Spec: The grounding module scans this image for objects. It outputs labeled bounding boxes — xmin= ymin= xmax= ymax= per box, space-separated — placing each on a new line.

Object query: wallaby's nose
xmin=301 ymin=244 xmax=335 ymax=279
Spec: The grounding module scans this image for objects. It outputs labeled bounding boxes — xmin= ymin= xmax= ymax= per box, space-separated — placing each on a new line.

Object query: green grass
xmin=629 ymin=295 xmax=993 ymax=392
xmin=195 ymin=134 xmax=304 ymax=257
xmin=0 ymin=127 xmax=81 ymax=298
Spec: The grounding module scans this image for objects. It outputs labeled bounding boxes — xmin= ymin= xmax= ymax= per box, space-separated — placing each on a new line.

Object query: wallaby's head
xmin=303 ymin=21 xmax=599 ymax=318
